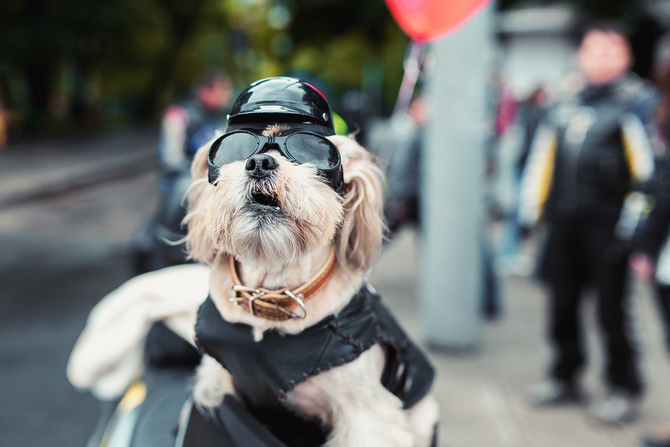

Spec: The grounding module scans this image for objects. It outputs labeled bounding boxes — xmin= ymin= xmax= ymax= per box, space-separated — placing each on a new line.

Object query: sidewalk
xmin=372 ymin=230 xmax=670 ymax=447
xmin=0 ymin=127 xmax=157 ymax=208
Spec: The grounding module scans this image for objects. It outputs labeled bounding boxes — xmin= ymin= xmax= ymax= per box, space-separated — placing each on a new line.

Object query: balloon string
xmin=391 ymin=40 xmax=425 ymax=118
xmin=377 ymin=40 xmax=424 ymax=173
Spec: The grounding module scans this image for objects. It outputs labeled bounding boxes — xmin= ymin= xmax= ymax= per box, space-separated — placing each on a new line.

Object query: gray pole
xmin=420 ymin=3 xmax=494 ymax=350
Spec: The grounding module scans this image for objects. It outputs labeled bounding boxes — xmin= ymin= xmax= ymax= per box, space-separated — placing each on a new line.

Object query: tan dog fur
xmin=184 ymin=128 xmax=438 ymax=447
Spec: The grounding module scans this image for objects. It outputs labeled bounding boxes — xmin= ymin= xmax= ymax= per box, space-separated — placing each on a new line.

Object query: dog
xmin=181 ymin=123 xmax=439 ymax=447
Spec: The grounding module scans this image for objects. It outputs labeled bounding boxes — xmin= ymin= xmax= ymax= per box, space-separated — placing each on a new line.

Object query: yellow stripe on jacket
xmin=518 ymin=124 xmax=557 ymax=226
xmin=621 ymin=112 xmax=655 ymax=182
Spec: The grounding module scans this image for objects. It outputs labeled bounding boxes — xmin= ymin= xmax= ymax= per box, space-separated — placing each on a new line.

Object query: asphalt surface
xmin=0 ymin=129 xmax=158 ymax=446
xmin=2 ymin=128 xmax=670 ymax=447
xmin=0 ymin=127 xmax=157 ymax=208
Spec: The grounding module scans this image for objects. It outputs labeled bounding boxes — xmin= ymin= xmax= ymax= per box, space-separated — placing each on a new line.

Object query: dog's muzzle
xmin=246 ymin=153 xmax=277 ymax=179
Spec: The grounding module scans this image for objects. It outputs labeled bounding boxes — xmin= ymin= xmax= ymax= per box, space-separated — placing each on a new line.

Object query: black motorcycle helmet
xmin=227 ymin=77 xmax=335 ymax=135
xmin=209 ymin=77 xmax=343 ymax=191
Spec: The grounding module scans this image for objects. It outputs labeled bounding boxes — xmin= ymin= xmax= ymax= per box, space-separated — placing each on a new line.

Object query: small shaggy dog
xmin=183 ymin=120 xmax=439 ymax=447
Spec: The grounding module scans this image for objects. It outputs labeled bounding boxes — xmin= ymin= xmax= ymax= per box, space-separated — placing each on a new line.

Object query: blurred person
xmin=379 ymin=94 xmax=425 ymax=235
xmin=157 ymin=71 xmax=233 ymax=195
xmin=0 ymin=100 xmax=23 ymax=147
xmin=519 ymin=22 xmax=663 ymax=424
xmin=0 ymin=103 xmax=8 ymax=147
xmin=653 ymin=32 xmax=670 ymax=143
xmin=133 ymin=72 xmax=233 ymax=274
xmin=629 ymin=33 xmax=670 ymax=447
xmin=495 ymin=86 xmax=548 ymax=275
xmin=515 ymin=88 xmax=549 ymax=191
xmin=629 ymin=154 xmax=670 ymax=446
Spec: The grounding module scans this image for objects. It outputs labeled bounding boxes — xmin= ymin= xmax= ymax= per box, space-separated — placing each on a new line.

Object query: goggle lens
xmin=284 ymin=133 xmax=340 ymax=171
xmin=207 ymin=129 xmax=343 ymax=190
xmin=210 ymin=131 xmax=259 ymax=166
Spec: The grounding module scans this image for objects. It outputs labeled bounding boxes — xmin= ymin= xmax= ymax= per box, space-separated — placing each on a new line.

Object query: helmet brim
xmin=227 ymin=116 xmax=335 ymax=137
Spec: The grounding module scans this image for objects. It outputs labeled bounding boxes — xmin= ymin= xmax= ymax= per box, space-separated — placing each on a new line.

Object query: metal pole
xmin=420 ymin=3 xmax=494 ymax=350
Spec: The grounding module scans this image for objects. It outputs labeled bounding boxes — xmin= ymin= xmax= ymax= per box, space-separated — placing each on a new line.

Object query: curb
xmin=0 ymin=150 xmax=156 ymax=209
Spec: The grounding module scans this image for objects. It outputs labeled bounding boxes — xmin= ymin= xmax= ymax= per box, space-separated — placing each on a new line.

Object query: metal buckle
xmin=283 ymin=290 xmax=307 ymax=319
xmin=229 ymin=285 xmax=261 ymax=302
xmin=229 ymin=285 xmax=266 ymax=316
xmin=247 ymin=291 xmax=266 ymax=316
xmin=229 ymin=285 xmax=306 ymax=319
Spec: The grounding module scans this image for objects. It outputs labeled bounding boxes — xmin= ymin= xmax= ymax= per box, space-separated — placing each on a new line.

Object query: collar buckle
xmin=230 ymin=285 xmax=263 ymax=302
xmin=230 ymin=285 xmax=268 ymax=317
xmin=283 ymin=290 xmax=307 ymax=319
xmin=227 ymin=248 xmax=337 ymax=321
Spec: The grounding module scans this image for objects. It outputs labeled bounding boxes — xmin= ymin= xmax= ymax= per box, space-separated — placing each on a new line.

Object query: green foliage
xmin=0 ymin=0 xmax=410 ymax=133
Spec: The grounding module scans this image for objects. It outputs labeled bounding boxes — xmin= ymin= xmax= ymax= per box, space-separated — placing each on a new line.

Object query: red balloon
xmin=385 ymin=0 xmax=491 ymax=42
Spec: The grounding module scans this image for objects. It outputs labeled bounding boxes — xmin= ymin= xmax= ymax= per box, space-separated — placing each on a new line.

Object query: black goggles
xmin=207 ymin=130 xmax=343 ymax=190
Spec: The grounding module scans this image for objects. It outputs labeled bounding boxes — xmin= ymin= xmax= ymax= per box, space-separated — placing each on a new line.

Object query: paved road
xmin=0 ymin=128 xmax=156 ymax=208
xmin=0 ymin=163 xmax=159 ymax=446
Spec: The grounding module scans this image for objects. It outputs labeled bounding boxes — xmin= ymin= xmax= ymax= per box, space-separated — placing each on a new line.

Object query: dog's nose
xmin=246 ymin=154 xmax=278 ymax=178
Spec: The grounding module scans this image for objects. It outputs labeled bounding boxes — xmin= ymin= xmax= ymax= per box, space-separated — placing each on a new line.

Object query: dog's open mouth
xmin=251 ymin=191 xmax=281 ymax=209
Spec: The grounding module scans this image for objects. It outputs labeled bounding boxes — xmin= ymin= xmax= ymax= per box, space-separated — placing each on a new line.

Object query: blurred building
xmin=649 ymin=0 xmax=670 ymax=28
xmin=496 ymin=1 xmax=670 ymax=101
xmin=496 ymin=5 xmax=578 ymax=100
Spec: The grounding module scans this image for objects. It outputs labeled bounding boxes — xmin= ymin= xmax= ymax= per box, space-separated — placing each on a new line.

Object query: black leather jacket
xmin=519 ymin=73 xmax=662 ymax=229
xmin=194 ymin=282 xmax=435 ymax=447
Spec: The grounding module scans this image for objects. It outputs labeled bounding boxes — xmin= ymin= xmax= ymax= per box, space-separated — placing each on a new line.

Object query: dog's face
xmin=185 ymin=125 xmax=384 ymax=272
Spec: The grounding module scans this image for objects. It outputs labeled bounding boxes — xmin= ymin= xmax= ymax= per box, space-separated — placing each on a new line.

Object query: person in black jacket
xmin=519 ymin=22 xmax=664 ymax=424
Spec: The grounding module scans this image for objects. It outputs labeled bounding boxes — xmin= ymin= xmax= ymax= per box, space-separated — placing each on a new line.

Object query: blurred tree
xmin=0 ymin=0 xmax=115 ymax=127
xmin=225 ymin=0 xmax=409 ymax=114
xmin=135 ymin=0 xmax=211 ymax=118
xmin=0 ymin=0 xmax=410 ymax=133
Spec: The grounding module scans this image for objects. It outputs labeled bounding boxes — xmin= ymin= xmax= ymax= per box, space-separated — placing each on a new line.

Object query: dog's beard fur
xmin=185 ymin=131 xmax=384 ymax=274
xmin=203 ymin=153 xmax=343 ymax=270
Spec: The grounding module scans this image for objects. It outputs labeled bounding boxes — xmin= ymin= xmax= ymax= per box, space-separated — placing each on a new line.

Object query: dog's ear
xmin=183 ymin=145 xmax=217 ymax=264
xmin=190 ymin=142 xmax=210 ymax=180
xmin=330 ymin=135 xmax=385 ymax=272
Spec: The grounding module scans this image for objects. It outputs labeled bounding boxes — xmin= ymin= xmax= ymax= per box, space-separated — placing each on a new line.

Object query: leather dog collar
xmin=228 ymin=248 xmax=338 ymax=321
